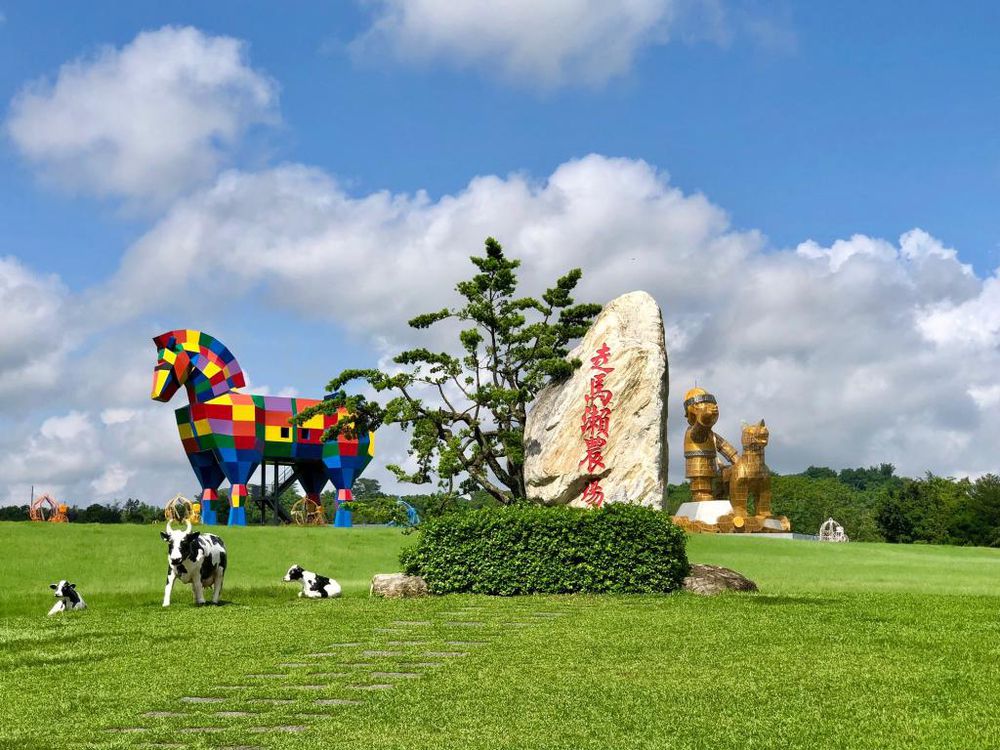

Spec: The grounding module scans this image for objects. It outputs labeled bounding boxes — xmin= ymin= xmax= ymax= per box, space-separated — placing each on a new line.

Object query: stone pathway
xmin=105 ymin=599 xmax=573 ymax=748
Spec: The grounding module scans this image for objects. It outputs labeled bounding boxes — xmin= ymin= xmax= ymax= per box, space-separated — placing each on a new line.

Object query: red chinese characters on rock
xmin=579 ymin=343 xmax=614 ymax=507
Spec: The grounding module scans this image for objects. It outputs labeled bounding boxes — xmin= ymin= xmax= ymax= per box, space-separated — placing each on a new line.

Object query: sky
xmin=1 ymin=1 xmax=999 ymax=506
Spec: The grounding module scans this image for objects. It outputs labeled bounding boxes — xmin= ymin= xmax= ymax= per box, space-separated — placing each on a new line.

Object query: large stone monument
xmin=523 ymin=290 xmax=668 ymax=509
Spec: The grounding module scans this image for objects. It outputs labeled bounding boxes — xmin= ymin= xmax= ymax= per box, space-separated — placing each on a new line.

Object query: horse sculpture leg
xmin=229 ymin=483 xmax=249 ymax=526
xmin=186 ymin=451 xmax=226 ymax=526
xmin=214 ymin=450 xmax=259 ymax=527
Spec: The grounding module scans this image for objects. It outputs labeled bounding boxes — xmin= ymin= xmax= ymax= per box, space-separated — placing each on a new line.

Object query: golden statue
xmin=681 ymin=387 xmax=737 ymax=501
xmin=673 ymin=388 xmax=790 ymax=533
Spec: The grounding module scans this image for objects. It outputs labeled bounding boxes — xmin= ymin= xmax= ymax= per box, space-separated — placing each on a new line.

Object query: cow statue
xmin=282 ymin=564 xmax=342 ymax=599
xmin=48 ymin=580 xmax=86 ymax=615
xmin=160 ymin=520 xmax=228 ymax=607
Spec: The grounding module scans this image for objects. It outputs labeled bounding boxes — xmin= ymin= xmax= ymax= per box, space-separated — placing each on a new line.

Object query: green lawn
xmin=1 ymin=522 xmax=998 ymax=749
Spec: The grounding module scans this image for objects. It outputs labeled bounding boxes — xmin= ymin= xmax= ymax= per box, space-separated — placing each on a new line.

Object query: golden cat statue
xmin=714 ymin=420 xmax=790 ymax=533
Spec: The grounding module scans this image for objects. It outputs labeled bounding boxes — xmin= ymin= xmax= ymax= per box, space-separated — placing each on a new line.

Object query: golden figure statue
xmin=674 ymin=388 xmax=791 ymax=534
xmin=682 ymin=387 xmax=738 ymax=501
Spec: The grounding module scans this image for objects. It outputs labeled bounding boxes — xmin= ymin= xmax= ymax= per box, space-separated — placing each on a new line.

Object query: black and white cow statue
xmin=160 ymin=520 xmax=227 ymax=607
xmin=48 ymin=580 xmax=86 ymax=615
xmin=283 ymin=564 xmax=342 ymax=598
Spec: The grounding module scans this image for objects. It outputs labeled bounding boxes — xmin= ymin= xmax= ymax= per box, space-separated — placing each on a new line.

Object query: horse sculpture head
xmin=151 ymin=330 xmax=245 ymax=404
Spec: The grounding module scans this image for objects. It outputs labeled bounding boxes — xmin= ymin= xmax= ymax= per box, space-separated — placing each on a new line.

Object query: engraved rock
xmin=524 ymin=290 xmax=668 ymax=508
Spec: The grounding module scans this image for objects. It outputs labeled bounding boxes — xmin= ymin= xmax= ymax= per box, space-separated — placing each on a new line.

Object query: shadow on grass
xmin=0 ymin=631 xmax=96 ymax=652
xmin=148 ymin=598 xmax=244 ymax=609
xmin=3 ymin=651 xmax=112 ymax=670
xmin=746 ymin=595 xmax=835 ymax=606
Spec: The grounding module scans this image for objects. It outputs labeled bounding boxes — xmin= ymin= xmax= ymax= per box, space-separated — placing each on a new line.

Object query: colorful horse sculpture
xmin=151 ymin=329 xmax=374 ymax=526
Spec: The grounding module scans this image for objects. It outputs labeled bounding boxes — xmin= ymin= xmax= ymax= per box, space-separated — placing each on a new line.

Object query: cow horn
xmin=166 ymin=520 xmax=174 ymax=534
xmin=183 ymin=519 xmax=192 ymax=534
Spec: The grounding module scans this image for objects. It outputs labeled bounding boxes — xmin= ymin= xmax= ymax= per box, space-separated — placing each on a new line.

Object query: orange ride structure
xmin=29 ymin=494 xmax=68 ymax=523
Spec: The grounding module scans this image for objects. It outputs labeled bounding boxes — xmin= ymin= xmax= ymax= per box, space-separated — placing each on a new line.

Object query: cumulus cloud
xmin=351 ymin=0 xmax=678 ymax=87
xmin=350 ymin=0 xmax=797 ymax=88
xmin=2 ymin=405 xmax=186 ymax=505
xmin=0 ymin=256 xmax=74 ymax=410
xmin=75 ymin=153 xmax=1000 ymax=489
xmin=6 ymin=25 xmax=278 ymax=204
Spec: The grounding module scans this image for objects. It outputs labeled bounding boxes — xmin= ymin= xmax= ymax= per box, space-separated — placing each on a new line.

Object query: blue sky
xmin=5 ymin=1 xmax=998 ymax=282
xmin=1 ymin=1 xmax=999 ymax=505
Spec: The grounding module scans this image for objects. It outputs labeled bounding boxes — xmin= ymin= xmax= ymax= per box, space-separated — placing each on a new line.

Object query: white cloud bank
xmin=4 ymin=153 xmax=1000 ymax=504
xmin=40 ymin=154 xmax=993 ymax=499
xmin=6 ymin=26 xmax=278 ymax=204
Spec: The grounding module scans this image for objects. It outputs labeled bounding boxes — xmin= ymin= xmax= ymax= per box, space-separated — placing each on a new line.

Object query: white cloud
xmin=916 ymin=273 xmax=1000 ymax=349
xmin=0 ymin=256 xmax=73 ymax=409
xmin=100 ymin=408 xmax=137 ymax=425
xmin=6 ymin=25 xmax=278 ymax=205
xmin=351 ymin=0 xmax=678 ymax=87
xmin=91 ymin=463 xmax=133 ymax=495
xmin=350 ymin=0 xmax=798 ymax=88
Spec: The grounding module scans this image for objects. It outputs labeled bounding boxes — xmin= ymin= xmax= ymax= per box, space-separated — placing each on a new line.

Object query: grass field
xmin=2 ymin=522 xmax=999 ymax=749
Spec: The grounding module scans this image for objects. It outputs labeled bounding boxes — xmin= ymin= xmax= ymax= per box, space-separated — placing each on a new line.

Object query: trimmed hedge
xmin=399 ymin=503 xmax=689 ymax=595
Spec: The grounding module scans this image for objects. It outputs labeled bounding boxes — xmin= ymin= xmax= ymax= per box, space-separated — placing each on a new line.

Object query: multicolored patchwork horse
xmin=151 ymin=329 xmax=374 ymax=526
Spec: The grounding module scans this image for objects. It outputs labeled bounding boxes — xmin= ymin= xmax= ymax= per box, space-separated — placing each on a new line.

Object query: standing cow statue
xmin=160 ymin=520 xmax=228 ymax=607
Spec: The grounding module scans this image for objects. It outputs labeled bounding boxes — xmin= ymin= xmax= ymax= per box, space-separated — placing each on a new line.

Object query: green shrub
xmin=400 ymin=503 xmax=689 ymax=595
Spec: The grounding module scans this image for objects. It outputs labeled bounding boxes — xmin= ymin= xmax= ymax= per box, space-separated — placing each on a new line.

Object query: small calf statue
xmin=160 ymin=520 xmax=227 ymax=607
xmin=283 ymin=564 xmax=342 ymax=599
xmin=48 ymin=580 xmax=86 ymax=615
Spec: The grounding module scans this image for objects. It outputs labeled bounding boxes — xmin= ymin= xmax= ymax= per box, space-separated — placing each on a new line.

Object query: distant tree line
xmin=0 ymin=498 xmax=165 ymax=524
xmin=669 ymin=463 xmax=1000 ymax=546
xmin=7 ymin=466 xmax=1000 ymax=547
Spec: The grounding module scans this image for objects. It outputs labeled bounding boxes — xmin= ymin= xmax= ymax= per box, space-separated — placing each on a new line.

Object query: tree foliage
xmin=296 ymin=237 xmax=601 ymax=503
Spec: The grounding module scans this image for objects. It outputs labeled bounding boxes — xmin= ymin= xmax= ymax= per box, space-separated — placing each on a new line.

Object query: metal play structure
xmin=290 ymin=496 xmax=326 ymax=526
xmin=151 ymin=329 xmax=375 ymax=527
xmin=395 ymin=498 xmax=421 ymax=526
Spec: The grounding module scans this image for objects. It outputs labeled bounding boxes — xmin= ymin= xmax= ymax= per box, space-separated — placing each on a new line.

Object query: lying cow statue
xmin=160 ymin=520 xmax=227 ymax=607
xmin=282 ymin=564 xmax=342 ymax=599
xmin=48 ymin=580 xmax=86 ymax=615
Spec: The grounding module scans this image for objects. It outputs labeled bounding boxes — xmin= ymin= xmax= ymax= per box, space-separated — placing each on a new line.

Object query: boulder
xmin=524 ymin=290 xmax=668 ymax=509
xmin=370 ymin=573 xmax=428 ymax=598
xmin=682 ymin=564 xmax=758 ymax=595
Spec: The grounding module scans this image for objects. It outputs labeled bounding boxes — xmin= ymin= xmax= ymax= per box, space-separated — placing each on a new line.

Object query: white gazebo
xmin=818 ymin=517 xmax=848 ymax=542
